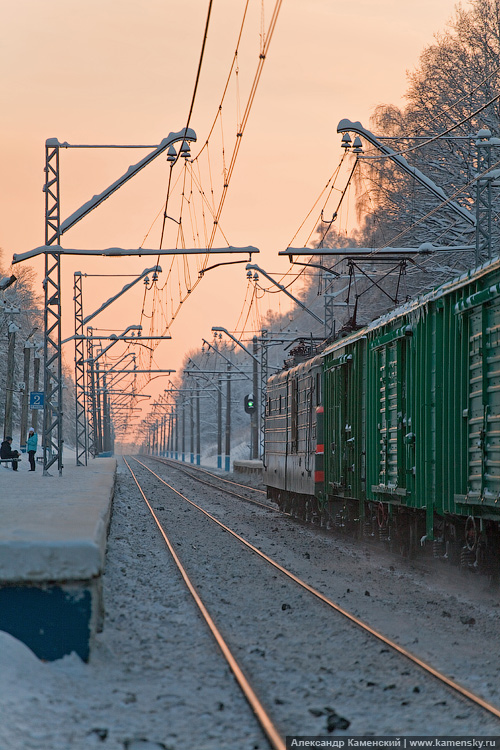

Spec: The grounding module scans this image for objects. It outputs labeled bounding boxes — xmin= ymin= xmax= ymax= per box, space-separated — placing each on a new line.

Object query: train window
xmin=291 ymin=378 xmax=298 ymax=451
xmin=279 ymin=394 xmax=282 ymax=413
xmin=316 ymin=372 xmax=322 ymax=406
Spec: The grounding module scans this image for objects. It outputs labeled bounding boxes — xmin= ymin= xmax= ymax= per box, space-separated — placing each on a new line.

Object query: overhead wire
xmin=133 ymin=1 xmax=283 ymax=429
xmin=243 ymin=74 xmax=500 ymax=338
xmin=185 ymin=0 xmax=214 ymax=134
xmin=325 ymin=81 xmax=500 ymax=270
xmin=153 ymin=0 xmax=214 ymax=284
xmin=286 ymin=154 xmax=347 ymax=250
xmin=204 ymin=0 xmax=283 ymax=254
xmin=195 ymin=0 xmax=251 ymax=160
xmin=252 ymin=152 xmax=359 ymax=308
xmin=240 ymin=282 xmax=260 ymax=337
xmin=234 ymin=279 xmax=255 ymax=333
xmin=315 ymin=161 xmax=358 ymax=248
xmin=354 ymin=156 xmax=500 ymax=262
xmin=152 ymin=0 xmax=284 ymax=341
xmin=360 ymin=91 xmax=500 ymax=161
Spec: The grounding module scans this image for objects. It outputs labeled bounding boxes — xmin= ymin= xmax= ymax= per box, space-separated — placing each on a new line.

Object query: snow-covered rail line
xmin=145 ymin=453 xmax=273 ymax=510
xmin=123 ymin=456 xmax=286 ymax=750
xmin=126 ymin=455 xmax=500 ymax=737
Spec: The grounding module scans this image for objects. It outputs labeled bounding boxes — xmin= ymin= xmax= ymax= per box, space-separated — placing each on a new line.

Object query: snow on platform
xmin=232 ymin=459 xmax=264 ymax=475
xmin=0 ymin=457 xmax=116 ymax=661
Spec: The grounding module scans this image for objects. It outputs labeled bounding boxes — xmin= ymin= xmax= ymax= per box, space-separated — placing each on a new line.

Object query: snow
xmin=321 ymin=254 xmax=500 ymax=359
xmin=0 ymin=459 xmax=265 ymax=750
xmin=59 ymin=129 xmax=196 ymax=235
xmin=336 ymin=119 xmax=475 ymax=227
xmin=3 ymin=457 xmax=500 ymax=748
xmin=0 ymin=456 xmax=114 ymax=581
xmin=0 ymin=631 xmax=46 ymax=677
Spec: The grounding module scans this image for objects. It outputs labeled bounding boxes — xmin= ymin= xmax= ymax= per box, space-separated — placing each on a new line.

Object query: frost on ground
xmin=0 ymin=462 xmax=266 ymax=750
xmin=2 ymin=458 xmax=500 ymax=748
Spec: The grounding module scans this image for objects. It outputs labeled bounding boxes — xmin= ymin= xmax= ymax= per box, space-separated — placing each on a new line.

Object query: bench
xmin=1 ymin=458 xmax=22 ymax=470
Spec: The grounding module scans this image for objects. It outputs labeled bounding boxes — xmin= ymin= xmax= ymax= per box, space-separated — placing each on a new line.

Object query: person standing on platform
xmin=27 ymin=427 xmax=38 ymax=471
xmin=1 ymin=436 xmax=20 ymax=471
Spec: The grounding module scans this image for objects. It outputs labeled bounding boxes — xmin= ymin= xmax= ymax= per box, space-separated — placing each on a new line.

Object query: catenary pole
xmin=225 ymin=363 xmax=231 ymax=472
xmin=4 ymin=324 xmax=17 ymax=440
xmin=31 ymin=351 xmax=41 ymax=433
xmin=19 ymin=344 xmax=31 ymax=451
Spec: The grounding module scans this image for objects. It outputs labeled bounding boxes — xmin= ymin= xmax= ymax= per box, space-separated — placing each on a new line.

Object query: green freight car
xmin=265 ymin=256 xmax=500 ymax=570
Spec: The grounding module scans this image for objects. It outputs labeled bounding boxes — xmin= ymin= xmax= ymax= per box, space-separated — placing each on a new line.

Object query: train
xmin=263 ymin=255 xmax=500 ymax=574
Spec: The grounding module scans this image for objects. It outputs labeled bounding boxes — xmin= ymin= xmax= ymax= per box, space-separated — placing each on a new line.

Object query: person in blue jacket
xmin=27 ymin=427 xmax=38 ymax=471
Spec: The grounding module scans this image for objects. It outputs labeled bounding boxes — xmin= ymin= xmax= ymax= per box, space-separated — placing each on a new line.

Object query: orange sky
xmin=0 ymin=0 xmax=460 ymax=431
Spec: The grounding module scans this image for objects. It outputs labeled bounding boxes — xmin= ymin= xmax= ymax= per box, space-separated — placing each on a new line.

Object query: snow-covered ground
xmin=2 ymin=456 xmax=500 ymax=749
xmin=0 ymin=459 xmax=266 ymax=750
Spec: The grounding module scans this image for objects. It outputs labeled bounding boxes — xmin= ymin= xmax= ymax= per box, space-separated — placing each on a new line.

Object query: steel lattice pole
xmin=43 ymin=143 xmax=63 ymax=475
xmin=74 ymin=272 xmax=87 ymax=465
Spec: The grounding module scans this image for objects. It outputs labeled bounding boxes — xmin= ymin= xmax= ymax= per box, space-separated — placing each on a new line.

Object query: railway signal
xmin=244 ymin=394 xmax=256 ymax=414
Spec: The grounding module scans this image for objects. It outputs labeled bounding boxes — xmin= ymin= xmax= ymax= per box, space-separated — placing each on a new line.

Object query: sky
xmin=0 ymin=0 xmax=461 ymax=434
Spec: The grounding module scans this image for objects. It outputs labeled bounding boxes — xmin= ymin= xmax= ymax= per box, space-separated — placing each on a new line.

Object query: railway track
xmin=142 ymin=456 xmax=493 ymax=583
xmin=144 ymin=454 xmax=273 ymax=510
xmin=124 ymin=456 xmax=285 ymax=750
xmin=124 ymin=455 xmax=500 ymax=739
xmin=153 ymin=456 xmax=500 ymax=586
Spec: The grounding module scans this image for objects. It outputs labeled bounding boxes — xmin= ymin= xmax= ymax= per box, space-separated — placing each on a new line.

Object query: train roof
xmin=267 ymin=353 xmax=323 ymax=384
xmin=321 ymin=254 xmax=500 ymax=358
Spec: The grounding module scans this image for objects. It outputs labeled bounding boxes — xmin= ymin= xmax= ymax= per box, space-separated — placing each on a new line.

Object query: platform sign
xmin=29 ymin=391 xmax=44 ymax=410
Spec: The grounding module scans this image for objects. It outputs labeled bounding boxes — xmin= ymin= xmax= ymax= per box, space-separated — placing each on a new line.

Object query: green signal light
xmin=244 ymin=394 xmax=256 ymax=414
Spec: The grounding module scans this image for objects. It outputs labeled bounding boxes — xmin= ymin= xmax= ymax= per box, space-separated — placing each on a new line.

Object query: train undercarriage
xmin=267 ymin=486 xmax=500 ymax=581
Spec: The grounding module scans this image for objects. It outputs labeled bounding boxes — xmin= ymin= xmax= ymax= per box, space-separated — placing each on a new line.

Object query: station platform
xmin=232 ymin=459 xmax=264 ymax=475
xmin=0 ymin=457 xmax=116 ymax=661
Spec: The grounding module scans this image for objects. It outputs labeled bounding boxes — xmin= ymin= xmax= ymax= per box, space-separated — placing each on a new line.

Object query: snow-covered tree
xmin=0 ymin=250 xmax=76 ymax=447
xmin=352 ymin=0 xmax=500 ymax=289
